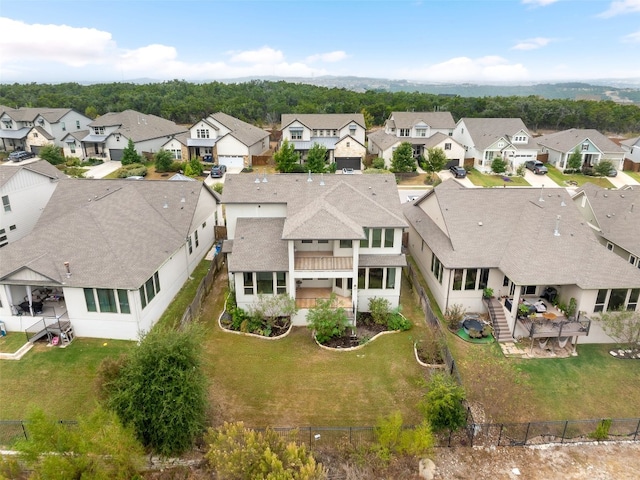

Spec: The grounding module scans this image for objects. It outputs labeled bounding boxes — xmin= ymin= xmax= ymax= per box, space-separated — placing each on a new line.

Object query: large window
xmin=369 ymin=268 xmax=383 ymax=289
xmin=628 ymin=289 xmax=640 ymax=311
xmin=431 ymin=253 xmax=443 ymax=284
xmin=360 ymin=228 xmax=370 ymax=248
xmin=594 ymin=289 xmax=607 ymax=312
xmin=243 ymin=272 xmax=254 ymax=295
xmin=340 ymin=239 xmax=351 ymax=248
xmin=384 ymin=229 xmax=394 ymax=248
xmin=118 ymin=289 xmax=130 ymax=314
xmin=290 ymin=128 xmax=303 ymax=140
xmin=358 ymin=268 xmax=366 ymax=289
xmin=416 ymin=128 xmax=427 ymax=137
xmin=399 ymin=128 xmax=410 ymax=137
xmin=197 ymin=129 xmax=209 ymax=139
xmin=479 ymin=268 xmax=489 ymax=290
xmin=371 ymin=229 xmax=382 ymax=248
xmin=257 ymin=272 xmax=274 ymax=294
xmin=84 ymin=288 xmax=130 ymax=314
xmin=453 ymin=269 xmax=463 ymax=290
xmin=97 ymin=289 xmax=117 ymax=313
xmin=608 ymin=289 xmax=627 ymax=311
xmin=84 ymin=288 xmax=97 ymax=312
xmin=2 ymin=195 xmax=10 ymax=212
xmin=386 ymin=268 xmax=396 ymax=289
xmin=276 ymin=272 xmax=286 ymax=294
xmin=139 ymin=271 xmax=161 ymax=309
xmin=465 ymin=269 xmax=477 ymax=290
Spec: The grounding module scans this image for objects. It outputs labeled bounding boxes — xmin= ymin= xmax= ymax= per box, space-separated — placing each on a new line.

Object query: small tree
xmin=374 ymin=411 xmax=434 ymax=461
xmin=306 ymin=142 xmax=328 ymax=173
xmin=39 ymin=144 xmax=65 ymax=165
xmin=212 ymin=182 xmax=223 ymax=194
xmin=154 ymin=149 xmax=174 ymax=173
xmin=491 ymin=156 xmax=507 ymax=174
xmin=598 ymin=310 xmax=640 ymax=347
xmin=306 ymin=293 xmax=350 ymax=344
xmin=369 ymin=297 xmax=391 ymax=325
xmin=184 ymin=156 xmax=204 ymax=177
xmin=567 ymin=148 xmax=583 ymax=171
xmin=444 ymin=304 xmax=466 ymax=331
xmin=121 ymin=138 xmax=140 ymax=165
xmin=594 ymin=160 xmax=614 ymax=177
xmin=391 ymin=142 xmax=416 ymax=173
xmin=274 ymin=139 xmax=300 ymax=173
xmin=423 ymin=147 xmax=448 ymax=175
xmin=249 ymin=293 xmax=298 ymax=328
xmin=420 ymin=372 xmax=467 ymax=432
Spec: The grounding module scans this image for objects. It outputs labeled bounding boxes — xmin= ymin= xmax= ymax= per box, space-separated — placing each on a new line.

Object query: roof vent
xmin=163 ymin=196 xmax=168 ymax=209
xmin=554 ymin=215 xmax=561 ymax=237
xmin=478 ymin=221 xmax=483 ymax=226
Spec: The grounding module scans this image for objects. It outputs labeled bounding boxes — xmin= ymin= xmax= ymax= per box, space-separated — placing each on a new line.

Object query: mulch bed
xmin=219 ymin=312 xmax=291 ymax=338
xmin=319 ymin=314 xmax=388 ymax=349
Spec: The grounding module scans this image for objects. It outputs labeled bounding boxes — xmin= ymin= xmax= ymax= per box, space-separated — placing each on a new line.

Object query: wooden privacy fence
xmin=180 ymin=253 xmax=224 ymax=328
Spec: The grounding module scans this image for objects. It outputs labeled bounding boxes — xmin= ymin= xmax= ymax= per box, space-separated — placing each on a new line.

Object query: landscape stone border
xmin=608 ymin=348 xmax=640 ymax=359
xmin=217 ymin=294 xmax=293 ymax=341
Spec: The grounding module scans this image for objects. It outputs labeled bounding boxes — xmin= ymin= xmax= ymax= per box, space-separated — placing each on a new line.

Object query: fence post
xmin=498 ymin=424 xmax=504 ymax=446
xmin=635 ymin=419 xmax=640 ymax=441
xmin=523 ymin=423 xmax=531 ymax=445
xmin=561 ymin=420 xmax=568 ymax=444
xmin=349 ymin=426 xmax=352 ymax=445
xmin=309 ymin=427 xmax=312 ymax=447
xmin=21 ymin=421 xmax=28 ymax=441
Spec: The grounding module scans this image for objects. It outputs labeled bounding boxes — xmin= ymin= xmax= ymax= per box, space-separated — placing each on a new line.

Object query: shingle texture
xmin=460 ymin=117 xmax=536 ymax=151
xmin=536 ymin=129 xmax=624 ymax=153
xmin=210 ymin=112 xmax=269 ymax=147
xmin=89 ymin=110 xmax=187 ymax=142
xmin=281 ymin=113 xmax=365 ymax=131
xmin=228 ymin=218 xmax=288 ymax=272
xmin=404 ymin=180 xmax=640 ymax=289
xmin=0 ymin=159 xmax=63 ymax=188
xmin=387 ymin=112 xmax=456 ymax=130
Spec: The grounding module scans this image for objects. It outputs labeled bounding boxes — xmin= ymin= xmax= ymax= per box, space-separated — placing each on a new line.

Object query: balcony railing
xmin=294 ymin=252 xmax=352 ymax=272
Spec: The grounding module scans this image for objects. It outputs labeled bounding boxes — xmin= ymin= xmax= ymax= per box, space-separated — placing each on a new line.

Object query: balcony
xmin=294 ymin=251 xmax=353 ymax=272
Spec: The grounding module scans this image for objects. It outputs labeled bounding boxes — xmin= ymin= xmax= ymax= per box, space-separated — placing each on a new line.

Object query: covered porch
xmin=295 ymin=287 xmax=352 ymax=310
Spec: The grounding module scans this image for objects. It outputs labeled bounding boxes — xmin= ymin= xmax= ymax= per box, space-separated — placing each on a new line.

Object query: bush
xmin=170 ymin=160 xmax=184 ymax=172
xmin=291 ymin=163 xmax=307 ymax=173
xmin=387 ymin=313 xmax=412 ymax=331
xmin=372 ymin=157 xmax=386 ymax=169
xmin=590 ymin=419 xmax=612 ymax=441
xmin=117 ymin=163 xmax=147 ymax=178
xmin=81 ymin=157 xmax=104 ymax=167
xmin=444 ymin=304 xmax=465 ymax=331
xmin=39 ymin=144 xmax=65 ymax=165
xmin=154 ymin=149 xmax=174 ymax=173
xmin=212 ymin=182 xmax=223 ymax=194
xmin=373 ymin=412 xmax=434 ymax=462
xmin=491 ymin=157 xmax=507 ymax=174
xmin=307 ymin=294 xmax=350 ymax=344
xmin=516 ymin=164 xmax=526 ymax=176
xmin=369 ymin=297 xmax=391 ymax=325
xmin=594 ymin=160 xmax=614 ymax=177
xmin=63 ymin=166 xmax=87 ymax=178
xmin=420 ymin=373 xmax=467 ymax=432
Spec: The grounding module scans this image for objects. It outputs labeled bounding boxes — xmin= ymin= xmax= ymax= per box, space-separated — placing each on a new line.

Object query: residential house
xmin=80 ymin=110 xmax=187 ymax=161
xmin=0 ymin=179 xmax=220 ymax=340
xmin=161 ymin=132 xmax=190 ymax=161
xmin=451 ymin=118 xmax=539 ymax=172
xmin=280 ymin=114 xmax=366 ymax=170
xmin=222 ymin=173 xmax=407 ymax=325
xmin=0 ymin=107 xmax=92 ymax=153
xmin=368 ymin=112 xmax=463 ymax=168
xmin=61 ymin=130 xmax=90 ymax=159
xmin=573 ymin=183 xmax=640 ymax=268
xmin=187 ymin=112 xmax=270 ymax=168
xmin=0 ymin=159 xmax=64 ymax=247
xmin=620 ymin=136 xmax=640 ymax=171
xmin=403 ymin=180 xmax=640 ymax=344
xmin=537 ymin=129 xmax=626 ymax=171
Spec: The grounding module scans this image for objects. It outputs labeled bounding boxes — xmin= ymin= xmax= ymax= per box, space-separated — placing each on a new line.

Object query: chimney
xmin=64 ymin=261 xmax=71 ymax=278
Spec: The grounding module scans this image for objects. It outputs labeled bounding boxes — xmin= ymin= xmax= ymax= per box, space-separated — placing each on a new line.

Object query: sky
xmin=1 ymin=0 xmax=640 ymax=84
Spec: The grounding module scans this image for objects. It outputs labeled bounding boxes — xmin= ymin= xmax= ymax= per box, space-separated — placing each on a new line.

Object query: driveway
xmin=437 ymin=169 xmax=476 ymax=188
xmin=523 ymin=170 xmax=560 ymax=188
xmin=607 ymin=170 xmax=640 ymax=189
xmin=84 ymin=160 xmax=122 ymax=179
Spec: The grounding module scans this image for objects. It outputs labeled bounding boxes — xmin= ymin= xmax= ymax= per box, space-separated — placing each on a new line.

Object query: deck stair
xmin=485 ymin=298 xmax=513 ymax=342
xmin=25 ymin=317 xmax=75 ymax=346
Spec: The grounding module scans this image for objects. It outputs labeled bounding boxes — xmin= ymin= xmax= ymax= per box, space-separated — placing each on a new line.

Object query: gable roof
xmin=209 ymin=112 xmax=269 ymax=147
xmin=405 ymin=180 xmax=640 ymax=289
xmin=620 ymin=136 xmax=640 ymax=149
xmin=280 ymin=113 xmax=365 ymax=131
xmin=32 ymin=126 xmax=54 ymax=140
xmin=0 ymin=159 xmax=64 ymax=188
xmin=62 ymin=130 xmax=90 ymax=143
xmin=387 ymin=112 xmax=456 ymax=130
xmin=368 ymin=129 xmax=401 ymax=151
xmin=459 ymin=117 xmax=536 ymax=151
xmin=537 ymin=129 xmax=624 ymax=154
xmin=228 ymin=218 xmax=289 ymax=272
xmin=89 ymin=110 xmax=187 ymax=142
xmin=574 ymin=183 xmax=640 ymax=256
xmin=0 ymin=179 xmax=218 ymax=289
xmin=1 ymin=107 xmax=73 ymax=123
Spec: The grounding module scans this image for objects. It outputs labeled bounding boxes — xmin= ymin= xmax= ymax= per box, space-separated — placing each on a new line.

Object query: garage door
xmin=30 ymin=145 xmax=42 ymax=155
xmin=109 ymin=149 xmax=124 ymax=161
xmin=335 ymin=157 xmax=361 ymax=170
xmin=218 ymin=155 xmax=244 ymax=168
xmin=445 ymin=159 xmax=460 ymax=169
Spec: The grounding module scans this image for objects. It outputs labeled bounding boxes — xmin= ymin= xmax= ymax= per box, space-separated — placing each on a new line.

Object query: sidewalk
xmin=84 ymin=160 xmax=122 ymax=179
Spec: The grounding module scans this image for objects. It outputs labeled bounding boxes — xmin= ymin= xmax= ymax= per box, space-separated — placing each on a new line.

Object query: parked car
xmin=525 ymin=160 xmax=548 ymax=175
xmin=607 ymin=168 xmax=618 ymax=177
xmin=449 ymin=165 xmax=467 ymax=178
xmin=210 ymin=164 xmax=227 ymax=178
xmin=9 ymin=150 xmax=35 ymax=162
xmin=342 ymin=168 xmax=354 ymax=174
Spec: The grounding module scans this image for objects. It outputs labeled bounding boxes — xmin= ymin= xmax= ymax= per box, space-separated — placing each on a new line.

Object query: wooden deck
xmin=517 ymin=317 xmax=591 ymax=339
xmin=294 ymin=252 xmax=353 ymax=271
xmin=295 ymin=288 xmax=352 ymax=309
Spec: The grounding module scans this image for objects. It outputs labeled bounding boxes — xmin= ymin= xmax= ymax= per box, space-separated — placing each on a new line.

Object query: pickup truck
xmin=525 ymin=160 xmax=548 ymax=175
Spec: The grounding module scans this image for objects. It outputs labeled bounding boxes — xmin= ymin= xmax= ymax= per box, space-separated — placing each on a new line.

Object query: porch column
xmin=26 ymin=285 xmax=33 ymax=316
xmin=4 ymin=285 xmax=16 ymax=315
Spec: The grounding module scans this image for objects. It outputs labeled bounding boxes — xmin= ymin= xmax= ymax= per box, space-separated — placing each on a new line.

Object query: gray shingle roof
xmin=33 ymin=126 xmax=54 ymax=140
xmin=620 ymin=136 xmax=640 ymax=148
xmin=359 ymin=254 xmax=407 ymax=267
xmin=210 ymin=112 xmax=269 ymax=147
xmin=405 ymin=180 xmax=640 ymax=289
xmin=0 ymin=179 xmax=217 ymax=289
xmin=228 ymin=218 xmax=289 ymax=272
xmin=90 ymin=110 xmax=187 ymax=143
xmin=536 ymin=129 xmax=625 ymax=154
xmin=0 ymin=159 xmax=63 ymax=188
xmin=62 ymin=130 xmax=89 ymax=142
xmin=1 ymin=107 xmax=72 ymax=123
xmin=368 ymin=129 xmax=400 ymax=151
xmin=280 ymin=113 xmax=365 ymax=131
xmin=388 ymin=112 xmax=456 ymax=130
xmin=460 ymin=118 xmax=536 ymax=151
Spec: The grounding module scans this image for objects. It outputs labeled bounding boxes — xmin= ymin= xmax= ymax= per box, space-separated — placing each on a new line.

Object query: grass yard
xmin=467 ymin=169 xmax=531 ymax=187
xmin=0 ymin=333 xmax=27 ymax=353
xmin=546 ymin=165 xmax=615 ymax=188
xmin=625 ymin=170 xmax=640 ymax=183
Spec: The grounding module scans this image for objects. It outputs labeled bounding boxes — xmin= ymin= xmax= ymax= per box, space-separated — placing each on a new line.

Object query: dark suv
xmin=210 ymin=164 xmax=227 ymax=178
xmin=449 ymin=165 xmax=466 ymax=178
xmin=9 ymin=150 xmax=35 ymax=162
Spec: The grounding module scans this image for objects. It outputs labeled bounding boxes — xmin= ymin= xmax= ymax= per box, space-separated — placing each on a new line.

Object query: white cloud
xmin=598 ymin=0 xmax=640 ymax=18
xmin=306 ymin=51 xmax=348 ymax=63
xmin=521 ymin=0 xmax=560 ymax=7
xmin=0 ymin=17 xmax=115 ymax=67
xmin=400 ymin=56 xmax=529 ymax=83
xmin=512 ymin=37 xmax=552 ymax=50
xmin=622 ymin=30 xmax=640 ymax=42
xmin=228 ymin=46 xmax=284 ymax=64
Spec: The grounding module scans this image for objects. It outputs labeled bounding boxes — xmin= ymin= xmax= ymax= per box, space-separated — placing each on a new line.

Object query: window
xmin=444 ymin=143 xmax=451 ymax=150
xmin=97 ymin=289 xmax=117 ymax=313
xmin=313 ymin=130 xmax=318 ymax=136
xmin=2 ymin=195 xmax=10 ymax=212
xmin=369 ymin=268 xmax=383 ymax=289
xmin=335 ymin=278 xmax=343 ymax=288
xmin=606 ymin=242 xmax=614 ymax=251
xmin=453 ymin=269 xmax=463 ymax=290
xmin=117 ymin=290 xmax=130 ymax=314
xmin=145 ymin=277 xmax=156 ymax=302
xmin=346 ymin=141 xmax=350 ymax=147
xmin=276 ymin=272 xmax=286 ymax=294
xmin=523 ymin=285 xmax=536 ymax=295
xmin=61 ymin=122 xmax=66 ymax=131
xmin=33 ymin=132 xmax=38 ymax=138
xmin=318 ymin=240 xmax=329 ymax=244
xmin=465 ymin=269 xmax=477 ymax=290
xmin=371 ymin=228 xmax=382 ymax=248
xmin=340 ymin=239 xmax=351 ymax=248
xmin=360 ymin=228 xmax=370 ymax=248
xmin=84 ymin=288 xmax=97 ymax=312
xmin=244 ymin=272 xmax=254 ymax=295
xmin=399 ymin=128 xmax=410 ymax=137
xmin=301 ymin=240 xmax=312 ymax=244
xmin=93 ymin=126 xmax=105 ymax=135
xmin=630 ymin=255 xmax=637 ymax=266
xmin=349 ymin=125 xmax=356 ymax=134
xmin=171 ymin=149 xmax=182 ymax=160
xmin=416 ymin=128 xmax=427 ymax=137
xmin=358 ymin=268 xmax=366 ymax=289
xmin=197 ymin=129 xmax=209 ymax=139
xmin=386 ymin=268 xmax=396 ymax=289
xmin=188 ymin=236 xmax=193 ymax=254
xmin=332 ymin=130 xmax=337 ymax=136
xmin=154 ymin=272 xmax=160 ymax=294
xmin=384 ymin=229 xmax=394 ymax=248
xmin=581 ymin=143 xmax=589 ymax=151
xmin=76 ymin=120 xmax=80 ymax=129
xmin=202 ymin=221 xmax=207 ymax=229
xmin=290 ymin=128 xmax=303 ymax=140
xmin=431 ymin=253 xmax=443 ymax=284
xmin=479 ymin=268 xmax=489 ymax=290
xmin=628 ymin=289 xmax=640 ymax=311
xmin=257 ymin=272 xmax=273 ymax=294
xmin=608 ymin=289 xmax=626 ymax=311
xmin=594 ymin=289 xmax=607 ymax=312
xmin=2 ymin=121 xmax=12 ymax=129
xmin=70 ymin=143 xmax=76 ymax=154
xmin=139 ymin=286 xmax=147 ymax=309
xmin=195 ymin=230 xmax=199 ymax=248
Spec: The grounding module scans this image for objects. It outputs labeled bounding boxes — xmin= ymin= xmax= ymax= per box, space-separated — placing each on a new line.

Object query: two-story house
xmin=0 ymin=178 xmax=220 ymax=340
xmin=222 ymin=173 xmax=407 ymax=325
xmin=620 ymin=136 xmax=640 ymax=171
xmin=452 ymin=118 xmax=539 ymax=172
xmin=280 ymin=114 xmax=366 ymax=171
xmin=404 ymin=181 xmax=640 ymax=344
xmin=537 ymin=129 xmax=626 ymax=172
xmin=368 ymin=112 xmax=464 ymax=168
xmin=0 ymin=107 xmax=92 ymax=153
xmin=0 ymin=160 xmax=64 ymax=247
xmin=180 ymin=112 xmax=270 ymax=169
xmin=80 ymin=110 xmax=187 ymax=161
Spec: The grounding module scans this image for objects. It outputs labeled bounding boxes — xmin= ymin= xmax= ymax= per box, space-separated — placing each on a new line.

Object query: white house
xmin=0 ymin=179 xmax=220 ymax=340
xmin=536 ymin=129 xmax=626 ymax=171
xmin=222 ymin=173 xmax=407 ymax=325
xmin=620 ymin=136 xmax=640 ymax=170
xmin=0 ymin=160 xmax=64 ymax=247
xmin=452 ymin=118 xmax=539 ymax=172
xmin=161 ymin=132 xmax=190 ymax=161
xmin=280 ymin=114 xmax=367 ymax=171
xmin=187 ymin=112 xmax=270 ymax=168
xmin=404 ymin=180 xmax=640 ymax=344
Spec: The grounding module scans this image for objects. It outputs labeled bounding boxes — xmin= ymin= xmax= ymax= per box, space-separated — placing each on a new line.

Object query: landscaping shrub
xmin=372 ymin=157 xmax=386 ymax=169
xmin=117 ymin=163 xmax=147 ymax=178
xmin=590 ymin=419 xmax=612 ymax=441
xmin=212 ymin=182 xmax=223 ymax=194
xmin=81 ymin=157 xmax=104 ymax=167
xmin=444 ymin=304 xmax=465 ymax=331
xmin=387 ymin=312 xmax=412 ymax=331
xmin=491 ymin=157 xmax=507 ymax=174
xmin=369 ymin=297 xmax=391 ymax=325
xmin=307 ymin=294 xmax=350 ymax=344
xmin=420 ymin=373 xmax=467 ymax=432
xmin=170 ymin=160 xmax=184 ymax=172
xmin=373 ymin=412 xmax=434 ymax=462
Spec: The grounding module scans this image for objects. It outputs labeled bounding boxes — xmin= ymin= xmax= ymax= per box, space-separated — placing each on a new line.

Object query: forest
xmin=1 ymin=80 xmax=639 ymax=133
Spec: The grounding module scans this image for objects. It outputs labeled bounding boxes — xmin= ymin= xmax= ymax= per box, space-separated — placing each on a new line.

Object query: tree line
xmin=1 ymin=80 xmax=639 ymax=133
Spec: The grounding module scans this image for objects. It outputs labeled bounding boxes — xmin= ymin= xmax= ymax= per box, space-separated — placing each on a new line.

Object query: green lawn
xmin=467 ymin=169 xmax=530 ymax=187
xmin=0 ymin=333 xmax=27 ymax=353
xmin=625 ymin=171 xmax=640 ymax=183
xmin=546 ymin=165 xmax=615 ymax=188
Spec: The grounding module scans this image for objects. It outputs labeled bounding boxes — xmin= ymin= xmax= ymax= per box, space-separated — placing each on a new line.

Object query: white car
xmin=342 ymin=168 xmax=354 ymax=174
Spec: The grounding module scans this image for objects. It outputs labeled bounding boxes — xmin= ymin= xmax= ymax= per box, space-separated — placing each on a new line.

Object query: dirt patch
xmin=319 ymin=314 xmax=388 ymax=348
